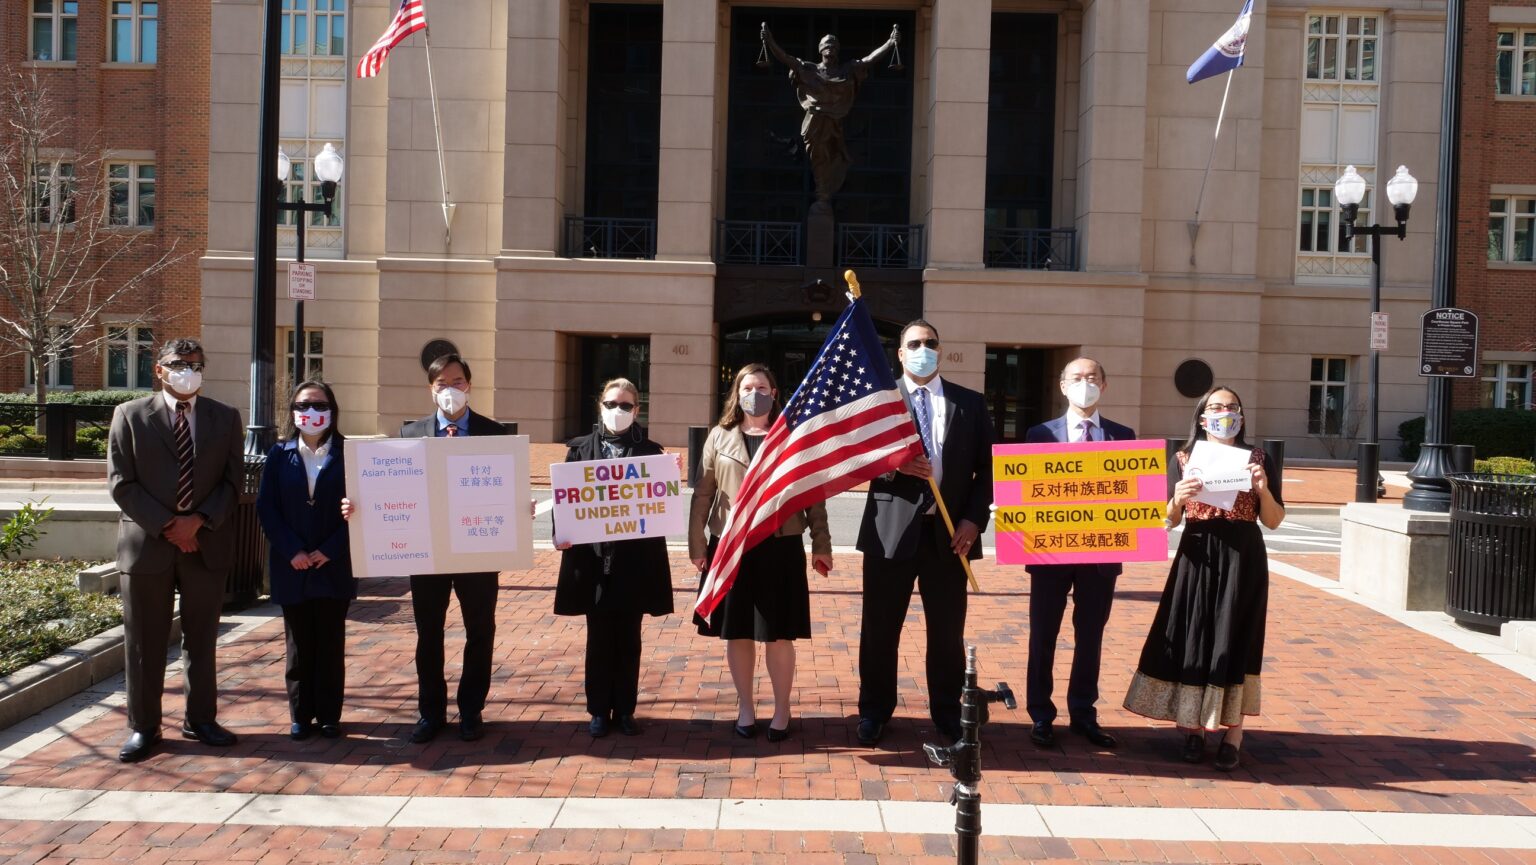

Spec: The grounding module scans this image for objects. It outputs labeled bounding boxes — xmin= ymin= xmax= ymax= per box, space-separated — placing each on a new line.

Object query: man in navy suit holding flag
xmin=1023 ymin=357 xmax=1134 ymax=750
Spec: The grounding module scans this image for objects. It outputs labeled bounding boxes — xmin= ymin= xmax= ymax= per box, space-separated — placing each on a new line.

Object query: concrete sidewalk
xmin=1 ymin=549 xmax=1533 ymax=863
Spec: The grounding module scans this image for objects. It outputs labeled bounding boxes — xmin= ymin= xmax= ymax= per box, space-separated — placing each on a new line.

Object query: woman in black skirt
xmin=554 ymin=378 xmax=675 ymax=738
xmin=689 ymin=363 xmax=832 ymax=742
xmin=1123 ymin=385 xmax=1284 ymax=771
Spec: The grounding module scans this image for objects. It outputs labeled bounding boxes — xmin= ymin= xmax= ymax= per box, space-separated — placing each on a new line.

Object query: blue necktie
xmin=913 ymin=387 xmax=936 ymax=511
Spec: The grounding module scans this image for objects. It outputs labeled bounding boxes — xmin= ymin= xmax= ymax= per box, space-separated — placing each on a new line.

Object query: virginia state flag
xmin=1187 ymin=0 xmax=1253 ymax=83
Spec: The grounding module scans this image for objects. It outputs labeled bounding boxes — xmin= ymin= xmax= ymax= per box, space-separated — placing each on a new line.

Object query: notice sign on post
xmin=345 ymin=435 xmax=533 ymax=577
xmin=1419 ymin=306 xmax=1479 ymax=377
xmin=287 ymin=262 xmax=316 ymax=301
xmin=549 ymin=454 xmax=686 ymax=546
xmin=992 ymin=439 xmax=1169 ymax=566
xmin=1370 ymin=312 xmax=1389 ymax=351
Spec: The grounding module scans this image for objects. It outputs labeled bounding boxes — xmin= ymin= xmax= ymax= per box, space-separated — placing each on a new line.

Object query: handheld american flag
xmin=357 ymin=0 xmax=427 ymax=79
xmin=695 ymin=298 xmax=925 ymax=622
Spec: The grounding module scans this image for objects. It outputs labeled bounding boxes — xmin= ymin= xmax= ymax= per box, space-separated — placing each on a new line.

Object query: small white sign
xmin=288 ymin=262 xmax=316 ymax=301
xmin=1185 ymin=440 xmax=1253 ymax=511
xmin=1370 ymin=312 xmax=1389 ymax=351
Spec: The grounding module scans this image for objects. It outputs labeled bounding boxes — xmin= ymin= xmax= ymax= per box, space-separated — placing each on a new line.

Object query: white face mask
xmin=1065 ymin=380 xmax=1101 ymax=410
xmin=1204 ymin=411 xmax=1242 ymax=440
xmin=903 ymin=347 xmax=939 ymax=379
xmin=434 ymin=386 xmax=469 ymax=416
xmin=164 ymin=368 xmax=202 ymax=395
xmin=294 ymin=409 xmax=331 ymax=433
xmin=601 ymin=405 xmax=634 ymax=433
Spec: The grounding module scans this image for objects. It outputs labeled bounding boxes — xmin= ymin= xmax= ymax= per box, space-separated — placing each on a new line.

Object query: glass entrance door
xmin=575 ymin=337 xmax=650 ymax=437
xmin=984 ymin=347 xmax=1049 ymax=442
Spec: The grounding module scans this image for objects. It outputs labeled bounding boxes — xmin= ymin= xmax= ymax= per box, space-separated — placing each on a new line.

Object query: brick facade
xmin=1453 ymin=0 xmax=1536 ymax=411
xmin=0 ymin=1 xmax=208 ymax=393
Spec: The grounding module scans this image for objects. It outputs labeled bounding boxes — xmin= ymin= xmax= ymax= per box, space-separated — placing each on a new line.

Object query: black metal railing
xmin=715 ymin=220 xmax=803 ymax=265
xmin=983 ymin=227 xmax=1078 ymax=271
xmin=0 ymin=403 xmax=117 ymax=460
xmin=838 ymin=223 xmax=925 ymax=269
xmin=563 ymin=216 xmax=657 ymax=260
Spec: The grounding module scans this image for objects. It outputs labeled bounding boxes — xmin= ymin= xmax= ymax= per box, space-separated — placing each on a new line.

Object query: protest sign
xmin=1185 ymin=439 xmax=1252 ymax=510
xmin=346 ymin=435 xmax=533 ymax=577
xmin=549 ymin=454 xmax=686 ymax=546
xmin=992 ymin=439 xmax=1169 ymax=565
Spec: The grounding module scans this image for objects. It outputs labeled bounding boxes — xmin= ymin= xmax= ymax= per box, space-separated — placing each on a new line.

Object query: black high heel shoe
xmin=766 ymin=722 xmax=791 ymax=743
xmin=733 ymin=720 xmax=758 ymax=739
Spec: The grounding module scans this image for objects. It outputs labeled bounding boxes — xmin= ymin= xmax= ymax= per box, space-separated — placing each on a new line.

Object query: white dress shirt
xmin=1066 ymin=406 xmax=1104 ymax=442
xmin=297 ymin=437 xmax=330 ymax=498
xmin=161 ymin=390 xmax=198 ymax=441
xmin=905 ymin=373 xmax=947 ymax=488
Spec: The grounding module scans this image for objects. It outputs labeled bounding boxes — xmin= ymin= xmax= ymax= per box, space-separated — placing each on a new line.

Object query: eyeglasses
xmin=1205 ymin=403 xmax=1242 ymax=413
xmin=292 ymin=401 xmax=332 ymax=411
xmin=601 ymin=400 xmax=636 ymax=412
xmin=904 ymin=338 xmax=940 ymax=350
xmin=1063 ymin=374 xmax=1102 ymax=384
xmin=162 ymin=361 xmax=205 ymax=373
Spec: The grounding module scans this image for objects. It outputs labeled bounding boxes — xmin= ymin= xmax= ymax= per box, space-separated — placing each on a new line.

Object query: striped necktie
xmin=174 ymin=401 xmax=194 ymax=512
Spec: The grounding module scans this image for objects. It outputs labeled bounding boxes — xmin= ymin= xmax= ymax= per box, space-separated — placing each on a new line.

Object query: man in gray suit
xmin=108 ymin=338 xmax=245 ymax=763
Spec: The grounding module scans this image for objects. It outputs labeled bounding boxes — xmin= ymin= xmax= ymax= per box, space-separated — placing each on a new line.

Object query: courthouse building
xmin=201 ymin=0 xmax=1452 ymax=455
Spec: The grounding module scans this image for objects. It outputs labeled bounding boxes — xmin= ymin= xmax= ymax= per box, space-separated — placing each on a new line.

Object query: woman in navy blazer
xmin=256 ymin=380 xmax=355 ymax=741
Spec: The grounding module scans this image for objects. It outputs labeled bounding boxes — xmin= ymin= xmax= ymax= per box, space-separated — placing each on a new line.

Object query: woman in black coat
xmin=554 ymin=377 xmax=675 ymax=738
xmin=256 ymin=380 xmax=355 ymax=741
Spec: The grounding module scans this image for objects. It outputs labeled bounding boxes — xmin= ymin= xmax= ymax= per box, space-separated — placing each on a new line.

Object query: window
xmin=283 ymin=329 xmax=325 ymax=383
xmin=1299 ymin=186 xmax=1371 ymax=254
xmin=29 ymin=162 xmax=76 ymax=225
xmin=1496 ymin=29 xmax=1536 ymax=96
xmin=1306 ymin=14 xmax=1378 ymax=82
xmin=1482 ymin=362 xmax=1533 ymax=410
xmin=277 ymin=155 xmax=341 ymax=228
xmin=24 ymin=326 xmax=75 ymax=390
xmin=1308 ymin=357 xmax=1349 ymax=435
xmin=109 ymin=1 xmax=157 ymax=63
xmin=105 ymin=326 xmax=156 ymax=389
xmin=31 ymin=0 xmax=79 ymax=61
xmin=107 ymin=163 xmax=155 ymax=228
xmin=282 ymin=0 xmax=347 ymax=57
xmin=1488 ymin=196 xmax=1536 ymax=263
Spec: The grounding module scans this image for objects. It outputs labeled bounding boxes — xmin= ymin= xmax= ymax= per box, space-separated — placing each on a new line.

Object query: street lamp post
xmin=1335 ymin=164 xmax=1418 ymax=504
xmin=274 ymin=143 xmax=344 ymax=387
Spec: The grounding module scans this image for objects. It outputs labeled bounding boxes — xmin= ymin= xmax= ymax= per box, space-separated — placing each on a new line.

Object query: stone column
xmin=1075 ymin=0 xmax=1148 ymax=272
xmin=923 ymin=0 xmax=992 ymax=268
xmin=656 ymin=0 xmax=719 ymax=260
xmin=503 ymin=0 xmax=571 ymax=256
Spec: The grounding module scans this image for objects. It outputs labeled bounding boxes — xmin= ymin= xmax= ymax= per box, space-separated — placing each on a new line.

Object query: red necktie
xmin=445 ymin=423 xmax=459 ymax=437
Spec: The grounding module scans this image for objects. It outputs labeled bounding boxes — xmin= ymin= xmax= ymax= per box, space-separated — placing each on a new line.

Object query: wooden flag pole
xmin=844 ymin=269 xmax=979 ymax=592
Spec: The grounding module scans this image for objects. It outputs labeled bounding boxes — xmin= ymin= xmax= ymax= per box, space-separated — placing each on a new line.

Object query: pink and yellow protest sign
xmin=992 ymin=439 xmax=1169 ymax=565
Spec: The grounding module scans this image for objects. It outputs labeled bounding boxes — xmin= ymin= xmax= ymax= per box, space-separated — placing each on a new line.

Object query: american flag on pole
xmin=695 ymin=298 xmax=925 ymax=622
xmin=356 ymin=0 xmax=427 ymax=79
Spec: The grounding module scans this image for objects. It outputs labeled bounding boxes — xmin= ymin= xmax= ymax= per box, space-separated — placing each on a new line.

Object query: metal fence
xmin=838 ymin=223 xmax=926 ymax=269
xmin=715 ymin=220 xmax=803 ymax=266
xmin=0 ymin=403 xmax=117 ymax=460
xmin=983 ymin=227 xmax=1078 ymax=271
xmin=562 ymin=216 xmax=657 ymax=260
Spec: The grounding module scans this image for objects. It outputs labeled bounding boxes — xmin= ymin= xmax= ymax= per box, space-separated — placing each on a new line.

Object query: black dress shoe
xmin=733 ymin=721 xmax=758 ymax=739
xmin=409 ymin=718 xmax=444 ymax=744
xmin=319 ymin=723 xmax=342 ymax=739
xmin=855 ymin=718 xmax=884 ymax=746
xmin=289 ymin=722 xmax=316 ymax=741
xmin=459 ymin=715 xmax=485 ymax=742
xmin=616 ymin=715 xmax=642 ymax=736
xmin=118 ymin=730 xmax=161 ymax=763
xmin=1069 ymin=719 xmax=1118 ymax=749
xmin=766 ymin=721 xmax=791 ymax=743
xmin=589 ymin=715 xmax=610 ymax=738
xmin=181 ymin=721 xmax=237 ymax=747
xmin=1029 ymin=721 xmax=1056 ymax=748
xmin=1214 ymin=741 xmax=1241 ymax=772
xmin=1182 ymin=732 xmax=1206 ymax=763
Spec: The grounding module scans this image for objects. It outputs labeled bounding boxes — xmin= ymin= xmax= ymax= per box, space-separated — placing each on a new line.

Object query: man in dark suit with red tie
xmin=1023 ymin=356 xmax=1134 ymax=750
xmin=108 ymin=338 xmax=246 ymax=763
xmin=400 ymin=353 xmax=508 ymax=744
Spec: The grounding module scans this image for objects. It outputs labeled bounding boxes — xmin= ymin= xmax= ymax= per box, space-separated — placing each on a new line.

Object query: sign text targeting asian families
xmin=345 ymin=435 xmax=533 ymax=577
xmin=550 ymin=454 xmax=686 ymax=546
xmin=992 ymin=439 xmax=1169 ymax=565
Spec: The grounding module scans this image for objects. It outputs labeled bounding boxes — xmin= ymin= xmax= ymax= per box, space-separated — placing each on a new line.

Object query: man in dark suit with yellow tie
xmin=1023 ymin=356 xmax=1134 ymax=750
xmin=108 ymin=338 xmax=246 ymax=763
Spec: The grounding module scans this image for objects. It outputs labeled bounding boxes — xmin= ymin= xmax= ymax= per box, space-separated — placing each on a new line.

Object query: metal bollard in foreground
xmin=923 ymin=646 xmax=1016 ymax=865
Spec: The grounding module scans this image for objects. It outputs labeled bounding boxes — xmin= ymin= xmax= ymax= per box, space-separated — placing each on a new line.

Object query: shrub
xmin=0 ymin=501 xmax=53 ymax=559
xmin=1473 ymin=456 xmax=1536 ymax=475
xmin=0 ymin=431 xmax=46 ymax=454
xmin=0 ymin=559 xmax=122 ymax=677
xmin=0 ymin=390 xmax=146 ymax=406
xmin=1398 ymin=409 xmax=1536 ymax=461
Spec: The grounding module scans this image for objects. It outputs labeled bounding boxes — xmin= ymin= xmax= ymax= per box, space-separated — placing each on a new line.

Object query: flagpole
xmin=845 ymin=270 xmax=980 ymax=593
xmin=421 ymin=8 xmax=454 ymax=246
xmin=1188 ymin=66 xmax=1237 ymax=266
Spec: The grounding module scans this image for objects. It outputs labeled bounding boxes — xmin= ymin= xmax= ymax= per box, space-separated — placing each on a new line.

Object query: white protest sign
xmin=346 ymin=434 xmax=533 ymax=577
xmin=1186 ymin=439 xmax=1252 ymax=510
xmin=288 ymin=262 xmax=316 ymax=301
xmin=550 ymin=454 xmax=686 ymax=546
